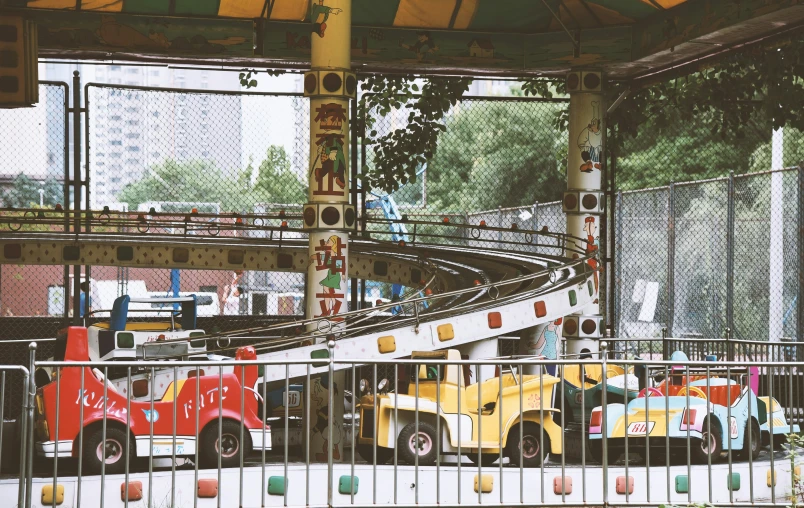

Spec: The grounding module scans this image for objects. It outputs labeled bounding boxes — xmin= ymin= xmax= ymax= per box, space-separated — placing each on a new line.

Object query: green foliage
xmin=239 ymin=69 xmax=286 ymax=89
xmin=425 ymin=100 xmax=566 ymax=211
xmin=118 ymin=146 xmax=305 ymax=212
xmin=358 ymin=75 xmax=472 ymax=194
xmin=254 ymin=145 xmax=307 ymax=204
xmin=2 ymin=174 xmax=63 ymax=208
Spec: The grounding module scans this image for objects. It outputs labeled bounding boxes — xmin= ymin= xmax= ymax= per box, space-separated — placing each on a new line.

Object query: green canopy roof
xmin=7 ymin=0 xmax=804 ymax=78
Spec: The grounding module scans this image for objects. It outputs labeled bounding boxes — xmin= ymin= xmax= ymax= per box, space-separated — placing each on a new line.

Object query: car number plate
xmin=627 ymin=421 xmax=655 ymax=435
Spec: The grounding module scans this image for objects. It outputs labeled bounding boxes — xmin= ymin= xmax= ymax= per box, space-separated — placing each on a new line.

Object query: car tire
xmin=200 ymin=420 xmax=251 ymax=469
xmin=506 ymin=422 xmax=549 ymax=467
xmin=397 ymin=422 xmax=438 ymax=466
xmin=83 ymin=426 xmax=130 ymax=475
xmin=737 ymin=419 xmax=761 ymax=461
xmin=692 ymin=417 xmax=722 ymax=464
xmin=357 ymin=444 xmax=394 ymax=464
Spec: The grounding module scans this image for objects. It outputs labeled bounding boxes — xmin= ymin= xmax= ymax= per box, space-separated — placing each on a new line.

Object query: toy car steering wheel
xmin=637 ymin=387 xmax=663 ymax=398
xmin=677 ymin=386 xmax=707 ymax=400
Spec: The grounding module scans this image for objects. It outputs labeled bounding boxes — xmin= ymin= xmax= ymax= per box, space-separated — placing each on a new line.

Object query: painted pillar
xmin=302 ymin=0 xmax=357 ymax=464
xmin=561 ymin=70 xmax=605 ymax=357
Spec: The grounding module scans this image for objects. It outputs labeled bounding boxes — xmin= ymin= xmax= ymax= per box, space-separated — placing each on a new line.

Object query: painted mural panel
xmin=30 ymin=11 xmax=253 ymax=56
xmin=526 ymin=27 xmax=631 ymax=69
xmin=265 ymin=22 xmax=526 ymax=71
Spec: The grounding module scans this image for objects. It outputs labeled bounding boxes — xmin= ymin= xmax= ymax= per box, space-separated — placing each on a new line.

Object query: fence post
xmin=21 ymin=342 xmax=36 ymax=508
xmin=497 ymin=206 xmax=503 ymax=245
xmin=667 ymin=182 xmax=675 ymax=338
xmin=463 ymin=212 xmax=470 ymax=246
xmin=531 ymin=202 xmax=539 ymax=252
xmin=661 ymin=326 xmax=669 ymax=361
xmin=726 ymin=327 xmax=734 ymax=362
xmin=615 ymin=191 xmax=623 ymax=338
xmin=327 ymin=338 xmax=335 ymax=506
xmin=726 ymin=170 xmax=735 ymax=341
xmin=798 ymin=161 xmax=804 ymax=344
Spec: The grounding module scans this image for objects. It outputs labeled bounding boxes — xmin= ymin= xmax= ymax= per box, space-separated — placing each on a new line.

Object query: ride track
xmin=0 ymin=207 xmax=597 ymax=379
xmin=2 ymin=208 xmax=801 ymax=507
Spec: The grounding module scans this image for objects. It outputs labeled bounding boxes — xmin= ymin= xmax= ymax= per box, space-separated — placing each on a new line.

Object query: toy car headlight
xmin=360 ymin=378 xmax=369 ymax=394
xmin=378 ymin=378 xmax=388 ymax=392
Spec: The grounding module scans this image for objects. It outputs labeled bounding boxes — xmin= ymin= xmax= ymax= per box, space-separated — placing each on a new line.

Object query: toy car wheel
xmin=357 ymin=444 xmax=394 ymax=465
xmin=692 ymin=417 xmax=722 ymax=464
xmin=83 ymin=426 xmax=130 ymax=475
xmin=397 ymin=422 xmax=438 ymax=466
xmin=200 ymin=420 xmax=252 ymax=469
xmin=737 ymin=419 xmax=761 ymax=461
xmin=506 ymin=422 xmax=549 ymax=467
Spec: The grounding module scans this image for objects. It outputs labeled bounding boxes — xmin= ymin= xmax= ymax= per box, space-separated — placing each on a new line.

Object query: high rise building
xmin=85 ymin=65 xmax=243 ymax=207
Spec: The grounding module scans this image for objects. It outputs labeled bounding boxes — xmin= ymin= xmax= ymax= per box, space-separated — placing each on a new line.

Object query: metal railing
xmin=3 ymin=336 xmax=803 ymax=507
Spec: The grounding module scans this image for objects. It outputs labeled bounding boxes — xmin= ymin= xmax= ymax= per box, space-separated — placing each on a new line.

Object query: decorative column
xmin=561 ymin=70 xmax=605 ymax=358
xmin=302 ymin=0 xmax=356 ymax=464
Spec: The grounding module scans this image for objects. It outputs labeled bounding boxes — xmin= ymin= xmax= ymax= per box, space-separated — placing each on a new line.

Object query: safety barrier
xmin=1 ymin=337 xmax=803 ymax=507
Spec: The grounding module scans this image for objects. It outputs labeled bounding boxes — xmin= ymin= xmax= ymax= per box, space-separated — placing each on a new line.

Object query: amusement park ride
xmin=2 ymin=0 xmax=804 ymax=506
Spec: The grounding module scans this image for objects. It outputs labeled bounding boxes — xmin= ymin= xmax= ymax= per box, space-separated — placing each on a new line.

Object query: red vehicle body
xmin=34 ymin=326 xmax=270 ymax=474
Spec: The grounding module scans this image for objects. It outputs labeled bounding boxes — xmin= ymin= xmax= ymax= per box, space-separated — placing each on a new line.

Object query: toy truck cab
xmin=87 ymin=295 xmax=208 ymax=362
xmin=34 ymin=326 xmax=270 ymax=475
xmin=357 ymin=349 xmax=563 ymax=467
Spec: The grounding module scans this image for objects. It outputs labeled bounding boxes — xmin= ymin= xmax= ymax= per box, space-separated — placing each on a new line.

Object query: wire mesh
xmin=83 ymin=84 xmax=310 ymax=329
xmin=0 ymin=84 xmax=70 ymax=364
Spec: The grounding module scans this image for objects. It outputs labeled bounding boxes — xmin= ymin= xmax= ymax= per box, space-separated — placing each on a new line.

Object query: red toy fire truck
xmin=34 ymin=326 xmax=270 ymax=474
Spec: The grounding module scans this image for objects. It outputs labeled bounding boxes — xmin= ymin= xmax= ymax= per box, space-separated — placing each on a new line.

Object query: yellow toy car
xmin=356 ymin=349 xmax=563 ymax=467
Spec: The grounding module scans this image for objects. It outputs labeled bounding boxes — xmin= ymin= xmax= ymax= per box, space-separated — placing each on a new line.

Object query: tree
xmin=2 ymin=175 xmax=63 ymax=208
xmin=425 ymin=100 xmax=566 ymax=211
xmin=118 ymin=147 xmax=306 ymax=213
xmin=254 ymin=145 xmax=306 ymax=204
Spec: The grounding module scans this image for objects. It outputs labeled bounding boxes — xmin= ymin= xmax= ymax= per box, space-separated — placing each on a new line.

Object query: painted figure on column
xmin=578 ymin=101 xmax=602 ymax=173
xmin=577 ymin=216 xmax=600 ymax=297
xmin=315 ymin=138 xmax=346 ymax=190
xmin=311 ymin=376 xmax=343 ymax=461
xmin=528 ymin=317 xmax=562 ymax=375
xmin=310 ymin=0 xmax=342 ymax=38
xmin=310 ymin=235 xmax=346 ymax=318
xmin=312 ymin=103 xmax=347 ymax=196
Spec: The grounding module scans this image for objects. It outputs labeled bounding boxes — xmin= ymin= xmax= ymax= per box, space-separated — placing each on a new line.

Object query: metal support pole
xmin=726 ymin=170 xmax=735 ymax=340
xmin=615 ymin=190 xmax=623 ymax=338
xmin=798 ymin=161 xmax=804 ymax=343
xmin=606 ymin=135 xmax=615 ymax=337
xmin=71 ymin=71 xmax=82 ymax=325
xmin=350 ymin=89 xmax=359 ymax=311
xmin=24 ymin=342 xmax=36 ymax=508
xmin=667 ymin=182 xmax=676 ymax=337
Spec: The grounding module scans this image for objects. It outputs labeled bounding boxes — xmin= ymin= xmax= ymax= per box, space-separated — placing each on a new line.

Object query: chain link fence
xmin=83 ymin=84 xmax=309 ymax=329
xmin=3 ymin=77 xmax=804 ymax=360
xmin=612 ymin=99 xmax=804 ymax=344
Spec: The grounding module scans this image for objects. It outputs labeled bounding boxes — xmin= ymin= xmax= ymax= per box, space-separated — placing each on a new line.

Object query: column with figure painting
xmin=302 ymin=0 xmax=357 ymax=464
xmin=562 ymin=70 xmax=605 ymax=358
